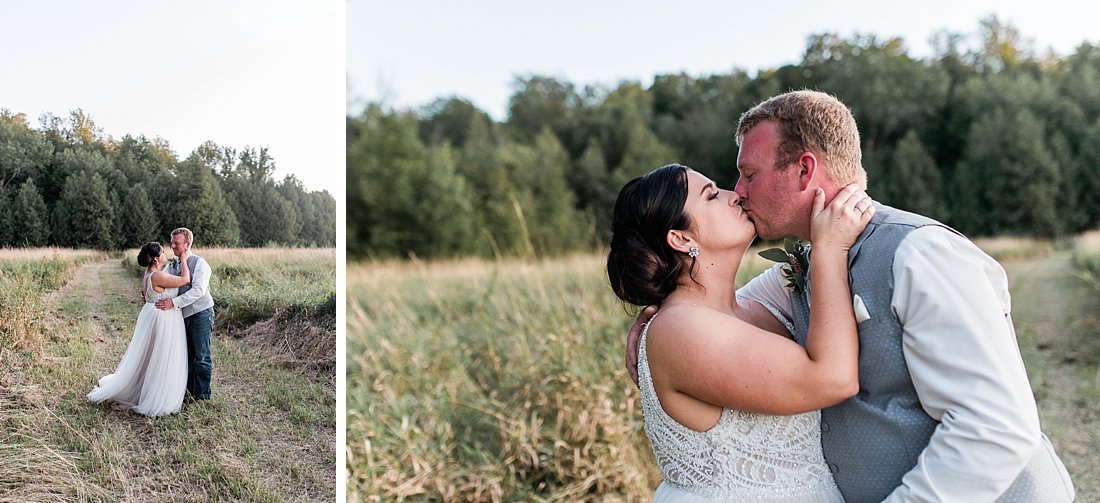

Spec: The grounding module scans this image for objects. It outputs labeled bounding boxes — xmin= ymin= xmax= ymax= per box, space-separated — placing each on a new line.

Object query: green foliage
xmin=0 ymin=110 xmax=53 ymax=188
xmin=52 ymin=171 xmax=115 ymax=249
xmin=12 ymin=179 xmax=50 ymax=246
xmin=883 ymin=130 xmax=947 ymax=221
xmin=514 ymin=128 xmax=587 ymax=255
xmin=347 ymin=17 xmax=1100 ymax=258
xmin=348 ymin=105 xmax=478 ymax=258
xmin=160 ymin=156 xmax=241 ymax=246
xmin=953 ymin=108 xmax=1062 ymax=236
xmin=119 ymin=184 xmax=158 ymax=249
xmin=418 ymin=97 xmax=494 ymax=148
xmin=0 ymin=109 xmax=334 ymax=250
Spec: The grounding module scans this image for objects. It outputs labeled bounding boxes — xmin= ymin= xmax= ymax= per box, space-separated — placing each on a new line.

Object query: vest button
xmin=828 ymin=462 xmax=839 ymax=474
xmin=821 ymin=421 xmax=830 ymax=433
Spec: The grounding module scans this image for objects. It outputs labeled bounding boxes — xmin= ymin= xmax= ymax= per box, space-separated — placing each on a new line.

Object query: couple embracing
xmin=87 ymin=228 xmax=215 ymax=417
xmin=610 ymin=91 xmax=1075 ymax=501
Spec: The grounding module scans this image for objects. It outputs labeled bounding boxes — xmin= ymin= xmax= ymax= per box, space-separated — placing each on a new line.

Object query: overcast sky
xmin=2 ymin=1 xmax=344 ymax=197
xmin=349 ymin=0 xmax=1100 ymax=121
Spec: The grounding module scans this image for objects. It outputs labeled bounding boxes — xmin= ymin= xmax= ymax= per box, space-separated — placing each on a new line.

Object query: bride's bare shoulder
xmin=648 ymin=304 xmax=752 ymax=341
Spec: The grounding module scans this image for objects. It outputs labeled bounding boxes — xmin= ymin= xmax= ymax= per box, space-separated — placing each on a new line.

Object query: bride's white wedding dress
xmin=87 ymin=273 xmax=188 ymax=417
xmin=638 ymin=314 xmax=844 ymax=502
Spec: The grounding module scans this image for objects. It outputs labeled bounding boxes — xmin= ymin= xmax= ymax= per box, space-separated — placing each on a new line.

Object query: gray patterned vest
xmin=790 ymin=204 xmax=952 ymax=502
xmin=176 ymin=255 xmax=199 ymax=295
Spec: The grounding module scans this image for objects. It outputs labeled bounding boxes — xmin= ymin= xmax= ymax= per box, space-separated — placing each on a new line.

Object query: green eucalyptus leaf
xmin=758 ymin=248 xmax=791 ymax=263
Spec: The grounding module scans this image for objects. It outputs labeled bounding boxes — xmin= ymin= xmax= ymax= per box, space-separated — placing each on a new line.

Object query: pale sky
xmin=349 ymin=0 xmax=1100 ymax=121
xmin=2 ymin=1 xmax=344 ymax=198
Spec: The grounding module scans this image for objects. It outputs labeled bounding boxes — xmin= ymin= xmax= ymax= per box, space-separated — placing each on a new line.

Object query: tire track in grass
xmin=7 ymin=258 xmax=334 ymax=502
xmin=1003 ymin=251 xmax=1100 ymax=500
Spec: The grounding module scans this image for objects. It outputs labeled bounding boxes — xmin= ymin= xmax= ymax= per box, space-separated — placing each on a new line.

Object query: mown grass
xmin=2 ymin=250 xmax=335 ymax=502
xmin=0 ymin=248 xmax=107 ymax=364
xmin=346 ymin=248 xmax=771 ymax=501
xmin=1001 ymin=230 xmax=1100 ymax=499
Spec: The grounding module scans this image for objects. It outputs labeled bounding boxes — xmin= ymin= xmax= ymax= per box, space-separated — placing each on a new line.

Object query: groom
xmin=627 ymin=91 xmax=1074 ymax=501
xmin=156 ymin=227 xmax=215 ymax=401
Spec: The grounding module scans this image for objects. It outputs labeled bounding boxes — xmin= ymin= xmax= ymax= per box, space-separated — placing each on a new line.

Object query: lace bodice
xmin=144 ymin=273 xmax=178 ymax=304
xmin=638 ymin=314 xmax=839 ymax=500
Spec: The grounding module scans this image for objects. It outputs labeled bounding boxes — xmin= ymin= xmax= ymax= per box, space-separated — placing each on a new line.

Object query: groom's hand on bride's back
xmin=625 ymin=305 xmax=659 ymax=388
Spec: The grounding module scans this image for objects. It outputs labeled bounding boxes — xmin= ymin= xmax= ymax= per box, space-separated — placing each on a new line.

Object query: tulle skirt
xmin=87 ymin=303 xmax=187 ymax=417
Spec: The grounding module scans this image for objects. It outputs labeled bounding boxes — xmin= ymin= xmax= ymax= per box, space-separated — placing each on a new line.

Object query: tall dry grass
xmin=347 ymin=249 xmax=772 ymax=501
xmin=0 ymin=249 xmax=106 ymax=362
xmin=1072 ymin=230 xmax=1100 ymax=289
xmin=971 ymin=235 xmax=1056 ymax=262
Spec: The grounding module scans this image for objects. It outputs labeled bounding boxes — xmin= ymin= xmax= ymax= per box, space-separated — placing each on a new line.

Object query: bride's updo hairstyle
xmin=607 ymin=163 xmax=695 ymax=306
xmin=137 ymin=242 xmax=162 ymax=268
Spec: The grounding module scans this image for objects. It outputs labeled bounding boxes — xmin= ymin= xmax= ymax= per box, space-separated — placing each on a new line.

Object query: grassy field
xmin=1 ymin=248 xmax=107 ymax=364
xmin=121 ymin=247 xmax=338 ymax=377
xmin=347 ymin=239 xmax=1100 ymax=501
xmin=1 ymin=248 xmax=336 ymax=502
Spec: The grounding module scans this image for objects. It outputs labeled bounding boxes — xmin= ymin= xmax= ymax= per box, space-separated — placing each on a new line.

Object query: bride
xmin=88 ymin=242 xmax=190 ymax=417
xmin=606 ymin=164 xmax=873 ymax=502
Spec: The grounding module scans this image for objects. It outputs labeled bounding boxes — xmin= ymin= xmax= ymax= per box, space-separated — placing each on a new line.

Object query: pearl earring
xmin=688 ymin=246 xmax=699 ymax=259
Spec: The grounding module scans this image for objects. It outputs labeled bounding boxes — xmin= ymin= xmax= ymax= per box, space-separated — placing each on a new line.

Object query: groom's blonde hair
xmin=736 ymin=90 xmax=867 ymax=188
xmin=171 ymin=227 xmax=194 ymax=244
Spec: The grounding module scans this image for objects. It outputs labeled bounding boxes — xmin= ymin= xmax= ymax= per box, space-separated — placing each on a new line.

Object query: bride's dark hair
xmin=137 ymin=242 xmax=162 ymax=268
xmin=607 ymin=163 xmax=695 ymax=306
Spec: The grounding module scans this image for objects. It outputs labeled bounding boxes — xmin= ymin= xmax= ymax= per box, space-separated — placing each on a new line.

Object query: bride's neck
xmin=664 ymin=255 xmax=741 ymax=313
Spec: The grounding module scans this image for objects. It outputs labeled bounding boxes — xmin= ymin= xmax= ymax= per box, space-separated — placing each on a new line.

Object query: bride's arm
xmin=151 ymin=253 xmax=190 ymax=289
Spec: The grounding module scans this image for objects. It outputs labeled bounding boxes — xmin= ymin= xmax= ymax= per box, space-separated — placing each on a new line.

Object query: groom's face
xmin=170 ymin=234 xmax=189 ymax=258
xmin=735 ymin=121 xmax=804 ymax=240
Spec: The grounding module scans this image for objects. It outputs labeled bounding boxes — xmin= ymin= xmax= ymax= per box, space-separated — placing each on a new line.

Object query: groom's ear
xmin=796 ymin=152 xmax=819 ymax=192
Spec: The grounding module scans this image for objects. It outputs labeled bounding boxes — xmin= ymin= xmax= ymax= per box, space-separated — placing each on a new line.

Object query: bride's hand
xmin=809 ymin=184 xmax=874 ymax=253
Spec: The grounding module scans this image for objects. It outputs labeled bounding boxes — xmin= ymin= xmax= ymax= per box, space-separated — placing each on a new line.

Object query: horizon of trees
xmin=348 ymin=16 xmax=1100 ymax=260
xmin=0 ymin=110 xmax=337 ymax=250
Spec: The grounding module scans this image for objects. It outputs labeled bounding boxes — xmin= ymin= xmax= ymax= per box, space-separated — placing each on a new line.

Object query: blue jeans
xmin=184 ymin=307 xmax=214 ymax=399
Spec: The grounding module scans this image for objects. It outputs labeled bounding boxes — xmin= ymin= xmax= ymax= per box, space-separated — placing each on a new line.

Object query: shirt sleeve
xmin=736 ymin=262 xmax=795 ymax=321
xmin=883 ymin=226 xmax=1041 ymax=502
xmin=172 ymin=258 xmax=212 ymax=309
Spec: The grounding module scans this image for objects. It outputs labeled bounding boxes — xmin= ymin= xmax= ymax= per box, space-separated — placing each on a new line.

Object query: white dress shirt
xmin=737 ymin=226 xmax=1067 ymax=501
xmin=172 ymin=256 xmax=214 ymax=317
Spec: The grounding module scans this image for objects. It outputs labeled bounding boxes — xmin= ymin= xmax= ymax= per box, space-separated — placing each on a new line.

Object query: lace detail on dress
xmin=638 ymin=313 xmax=839 ymax=500
xmin=144 ymin=273 xmax=178 ymax=304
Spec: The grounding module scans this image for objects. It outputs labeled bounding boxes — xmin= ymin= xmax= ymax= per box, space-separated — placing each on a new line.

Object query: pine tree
xmin=523 ymin=128 xmax=583 ymax=255
xmin=120 ymin=183 xmax=159 ymax=248
xmin=53 ymin=171 xmax=114 ymax=249
xmin=885 ymin=130 xmax=947 ymax=221
xmin=161 ymin=157 xmax=241 ymax=246
xmin=0 ymin=187 xmax=12 ymax=246
xmin=12 ymin=179 xmax=50 ymax=246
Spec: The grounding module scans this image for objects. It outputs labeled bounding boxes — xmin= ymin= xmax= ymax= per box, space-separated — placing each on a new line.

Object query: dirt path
xmin=1002 ymin=251 xmax=1100 ymax=499
xmin=3 ymin=258 xmax=335 ymax=502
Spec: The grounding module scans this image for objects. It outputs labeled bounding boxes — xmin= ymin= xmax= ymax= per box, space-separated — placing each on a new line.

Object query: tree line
xmin=0 ymin=110 xmax=336 ymax=250
xmin=348 ymin=17 xmax=1100 ymax=260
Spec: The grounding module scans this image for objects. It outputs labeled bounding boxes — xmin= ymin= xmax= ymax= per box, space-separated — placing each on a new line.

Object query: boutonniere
xmin=758 ymin=238 xmax=810 ymax=292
